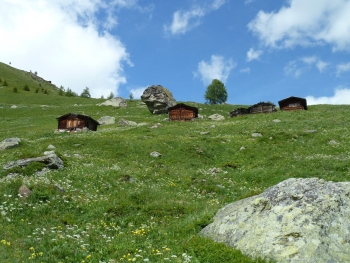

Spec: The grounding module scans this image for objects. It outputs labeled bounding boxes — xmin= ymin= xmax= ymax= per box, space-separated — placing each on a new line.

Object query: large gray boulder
xmin=200 ymin=178 xmax=350 ymax=263
xmin=97 ymin=116 xmax=116 ymax=125
xmin=141 ymin=85 xmax=176 ymax=114
xmin=0 ymin=138 xmax=21 ymax=150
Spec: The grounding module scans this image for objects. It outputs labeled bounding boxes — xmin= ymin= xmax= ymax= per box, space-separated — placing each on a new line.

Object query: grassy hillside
xmin=1 ymin=64 xmax=350 ymax=262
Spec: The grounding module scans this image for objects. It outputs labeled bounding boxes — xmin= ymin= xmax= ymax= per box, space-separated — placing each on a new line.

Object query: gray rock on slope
xmin=3 ymin=151 xmax=64 ymax=170
xmin=141 ymin=85 xmax=176 ymax=114
xmin=200 ymin=178 xmax=350 ymax=263
xmin=97 ymin=97 xmax=127 ymax=107
xmin=97 ymin=116 xmax=116 ymax=125
xmin=0 ymin=138 xmax=21 ymax=150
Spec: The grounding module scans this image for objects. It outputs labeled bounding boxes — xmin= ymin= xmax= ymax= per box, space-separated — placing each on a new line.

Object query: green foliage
xmin=35 ymin=88 xmax=39 ymax=93
xmin=205 ymin=79 xmax=228 ymax=104
xmin=58 ymin=86 xmax=65 ymax=96
xmin=129 ymin=92 xmax=134 ymax=101
xmin=3 ymin=80 xmax=8 ymax=86
xmin=13 ymin=87 xmax=18 ymax=93
xmin=65 ymin=87 xmax=77 ymax=97
xmin=80 ymin=87 xmax=91 ymax=98
xmin=23 ymin=84 xmax=30 ymax=91
xmin=107 ymin=91 xmax=114 ymax=99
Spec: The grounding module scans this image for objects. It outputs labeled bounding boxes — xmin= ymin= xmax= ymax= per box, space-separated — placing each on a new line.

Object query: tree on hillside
xmin=129 ymin=92 xmax=134 ymax=101
xmin=58 ymin=86 xmax=65 ymax=96
xmin=80 ymin=87 xmax=91 ymax=98
xmin=204 ymin=79 xmax=228 ymax=104
xmin=107 ymin=92 xmax=114 ymax=99
xmin=65 ymin=87 xmax=77 ymax=97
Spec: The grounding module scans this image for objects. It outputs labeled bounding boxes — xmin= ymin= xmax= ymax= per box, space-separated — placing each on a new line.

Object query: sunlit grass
xmin=1 ymin=71 xmax=350 ymax=262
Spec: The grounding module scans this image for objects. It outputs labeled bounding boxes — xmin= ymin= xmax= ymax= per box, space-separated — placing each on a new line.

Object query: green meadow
xmin=1 ymin=62 xmax=350 ymax=262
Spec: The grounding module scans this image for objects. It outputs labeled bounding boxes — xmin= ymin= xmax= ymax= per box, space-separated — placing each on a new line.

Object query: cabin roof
xmin=168 ymin=103 xmax=198 ymax=114
xmin=250 ymin=101 xmax=276 ymax=108
xmin=56 ymin=113 xmax=100 ymax=125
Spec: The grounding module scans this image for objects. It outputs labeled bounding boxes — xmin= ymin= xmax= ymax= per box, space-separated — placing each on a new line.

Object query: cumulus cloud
xmin=306 ymin=88 xmax=350 ymax=105
xmin=0 ymin=0 xmax=150 ymax=98
xmin=336 ymin=62 xmax=350 ymax=77
xmin=195 ymin=55 xmax=236 ymax=85
xmin=248 ymin=0 xmax=350 ymax=52
xmin=246 ymin=48 xmax=263 ymax=62
xmin=164 ymin=0 xmax=227 ymax=35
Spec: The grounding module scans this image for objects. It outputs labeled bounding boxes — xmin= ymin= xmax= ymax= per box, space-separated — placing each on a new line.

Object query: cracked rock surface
xmin=200 ymin=178 xmax=350 ymax=263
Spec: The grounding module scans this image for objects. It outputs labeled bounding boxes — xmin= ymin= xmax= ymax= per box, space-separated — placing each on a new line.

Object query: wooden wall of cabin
xmin=169 ymin=108 xmax=196 ymax=120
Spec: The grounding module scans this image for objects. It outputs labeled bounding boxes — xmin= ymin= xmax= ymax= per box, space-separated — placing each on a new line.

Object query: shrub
xmin=13 ymin=87 xmax=18 ymax=93
xmin=3 ymin=80 xmax=8 ymax=86
xmin=23 ymin=84 xmax=30 ymax=91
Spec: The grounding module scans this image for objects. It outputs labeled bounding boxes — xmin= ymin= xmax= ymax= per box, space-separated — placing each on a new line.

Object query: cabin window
xmin=288 ymin=102 xmax=300 ymax=107
xmin=67 ymin=118 xmax=80 ymax=128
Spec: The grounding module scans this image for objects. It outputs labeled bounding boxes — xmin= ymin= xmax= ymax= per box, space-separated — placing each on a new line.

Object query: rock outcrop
xmin=118 ymin=118 xmax=137 ymax=127
xmin=200 ymin=178 xmax=350 ymax=263
xmin=97 ymin=116 xmax=116 ymax=125
xmin=141 ymin=85 xmax=176 ymax=114
xmin=0 ymin=138 xmax=21 ymax=150
xmin=208 ymin=114 xmax=225 ymax=121
xmin=97 ymin=97 xmax=127 ymax=107
xmin=3 ymin=151 xmax=64 ymax=170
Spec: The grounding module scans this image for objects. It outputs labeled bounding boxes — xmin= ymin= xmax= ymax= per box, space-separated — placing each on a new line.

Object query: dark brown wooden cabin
xmin=168 ymin=103 xmax=198 ymax=121
xmin=230 ymin=107 xmax=250 ymax=117
xmin=249 ymin=102 xmax=277 ymax=114
xmin=56 ymin=113 xmax=99 ymax=131
xmin=278 ymin=96 xmax=307 ymax=111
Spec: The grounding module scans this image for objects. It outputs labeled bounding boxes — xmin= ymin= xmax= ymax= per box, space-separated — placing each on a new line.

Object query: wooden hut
xmin=249 ymin=102 xmax=277 ymax=114
xmin=56 ymin=113 xmax=99 ymax=131
xmin=168 ymin=103 xmax=198 ymax=121
xmin=230 ymin=107 xmax=250 ymax=117
xmin=278 ymin=96 xmax=307 ymax=111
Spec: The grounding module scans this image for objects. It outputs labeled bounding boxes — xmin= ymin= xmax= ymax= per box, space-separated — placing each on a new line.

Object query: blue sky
xmin=1 ymin=0 xmax=350 ymax=105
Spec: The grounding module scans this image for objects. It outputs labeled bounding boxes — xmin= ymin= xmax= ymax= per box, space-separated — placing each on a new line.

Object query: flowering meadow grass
xmin=1 ymin=82 xmax=350 ymax=262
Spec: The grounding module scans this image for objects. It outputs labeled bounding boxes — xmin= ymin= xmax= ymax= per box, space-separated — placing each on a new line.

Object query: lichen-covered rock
xmin=200 ymin=178 xmax=350 ymax=263
xmin=141 ymin=85 xmax=176 ymax=114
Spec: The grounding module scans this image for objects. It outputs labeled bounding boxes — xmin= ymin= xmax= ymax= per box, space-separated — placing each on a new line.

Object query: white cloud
xmin=164 ymin=0 xmax=226 ymax=35
xmin=0 ymin=0 xmax=148 ymax=98
xmin=246 ymin=48 xmax=263 ymax=62
xmin=336 ymin=62 xmax=350 ymax=77
xmin=129 ymin=86 xmax=147 ymax=99
xmin=284 ymin=61 xmax=303 ymax=78
xmin=195 ymin=55 xmax=236 ymax=85
xmin=285 ymin=56 xmax=329 ymax=77
xmin=306 ymin=87 xmax=350 ymax=105
xmin=248 ymin=0 xmax=350 ymax=52
xmin=240 ymin=67 xmax=251 ymax=73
